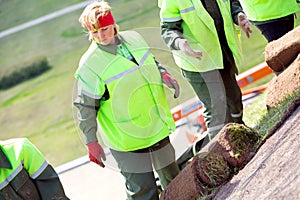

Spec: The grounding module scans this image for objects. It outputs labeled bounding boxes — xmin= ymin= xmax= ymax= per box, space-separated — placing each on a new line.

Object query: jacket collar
xmin=96 ymin=34 xmax=129 ymax=55
xmin=0 ymin=147 xmax=12 ymax=169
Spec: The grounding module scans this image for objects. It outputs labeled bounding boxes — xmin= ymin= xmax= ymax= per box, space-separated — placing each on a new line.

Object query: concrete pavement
xmin=57 ymin=156 xmax=126 ymax=200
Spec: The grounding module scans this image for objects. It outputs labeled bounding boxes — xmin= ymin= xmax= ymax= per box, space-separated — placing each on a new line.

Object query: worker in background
xmin=159 ymin=0 xmax=252 ymax=162
xmin=239 ymin=0 xmax=300 ymax=43
xmin=0 ymin=138 xmax=69 ymax=200
xmin=73 ymin=1 xmax=180 ymax=199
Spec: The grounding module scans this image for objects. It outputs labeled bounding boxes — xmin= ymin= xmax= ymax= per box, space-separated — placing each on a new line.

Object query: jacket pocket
xmin=10 ymin=168 xmax=41 ymax=200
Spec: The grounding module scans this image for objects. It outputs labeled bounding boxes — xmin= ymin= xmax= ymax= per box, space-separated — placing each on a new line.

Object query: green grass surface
xmin=0 ymin=1 xmax=299 ymax=166
xmin=244 ymin=89 xmax=300 ymax=138
xmin=0 ymin=0 xmax=82 ymax=31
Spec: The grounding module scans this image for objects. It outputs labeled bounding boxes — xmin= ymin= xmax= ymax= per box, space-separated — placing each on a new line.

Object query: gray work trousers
xmin=181 ymin=67 xmax=243 ymax=137
xmin=110 ymin=137 xmax=179 ymax=200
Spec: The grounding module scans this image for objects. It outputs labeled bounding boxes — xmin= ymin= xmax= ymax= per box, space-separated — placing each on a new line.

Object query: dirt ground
xmin=213 ymin=101 xmax=300 ymax=199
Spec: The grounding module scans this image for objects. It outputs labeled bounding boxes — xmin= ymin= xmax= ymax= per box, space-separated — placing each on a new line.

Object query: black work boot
xmin=232 ymin=116 xmax=245 ymax=124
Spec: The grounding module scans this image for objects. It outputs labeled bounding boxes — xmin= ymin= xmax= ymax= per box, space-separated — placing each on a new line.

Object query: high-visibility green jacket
xmin=0 ymin=138 xmax=68 ymax=200
xmin=158 ymin=0 xmax=162 ymax=8
xmin=239 ymin=0 xmax=300 ymax=22
xmin=160 ymin=0 xmax=243 ymax=72
xmin=75 ymin=31 xmax=175 ymax=151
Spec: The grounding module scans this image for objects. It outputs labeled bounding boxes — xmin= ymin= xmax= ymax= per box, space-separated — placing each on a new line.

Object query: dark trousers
xmin=181 ymin=62 xmax=243 ymax=135
xmin=256 ymin=14 xmax=295 ymax=42
xmin=110 ymin=137 xmax=179 ymax=200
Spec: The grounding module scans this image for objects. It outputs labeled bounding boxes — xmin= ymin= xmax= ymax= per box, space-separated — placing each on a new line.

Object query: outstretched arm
xmin=161 ymin=21 xmax=202 ymax=59
xmin=231 ymin=0 xmax=252 ymax=38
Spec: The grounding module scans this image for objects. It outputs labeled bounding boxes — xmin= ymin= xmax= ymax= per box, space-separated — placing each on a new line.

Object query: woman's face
xmin=91 ymin=24 xmax=116 ymax=45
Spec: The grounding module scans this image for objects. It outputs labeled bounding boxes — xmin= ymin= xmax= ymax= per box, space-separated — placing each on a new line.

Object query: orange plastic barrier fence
xmin=172 ymin=62 xmax=273 ymax=123
xmin=237 ymin=62 xmax=273 ymax=89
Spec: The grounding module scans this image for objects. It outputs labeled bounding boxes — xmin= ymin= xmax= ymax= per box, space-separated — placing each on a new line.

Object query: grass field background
xmin=0 ymin=0 xmax=299 ymax=166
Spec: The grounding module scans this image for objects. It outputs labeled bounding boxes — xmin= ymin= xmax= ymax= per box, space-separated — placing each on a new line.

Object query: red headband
xmin=86 ymin=11 xmax=115 ymax=31
xmin=98 ymin=12 xmax=115 ymax=28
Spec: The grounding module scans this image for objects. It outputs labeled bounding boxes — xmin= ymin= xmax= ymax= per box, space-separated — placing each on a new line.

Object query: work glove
xmin=87 ymin=142 xmax=106 ymax=168
xmin=178 ymin=39 xmax=202 ymax=60
xmin=237 ymin=12 xmax=252 ymax=38
xmin=161 ymin=71 xmax=180 ymax=98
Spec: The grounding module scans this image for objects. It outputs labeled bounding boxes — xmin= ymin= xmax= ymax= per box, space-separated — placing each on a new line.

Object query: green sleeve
xmin=161 ymin=20 xmax=184 ymax=50
xmin=73 ymin=80 xmax=101 ymax=144
xmin=74 ymin=65 xmax=106 ymax=98
xmin=231 ymin=0 xmax=244 ymax=25
xmin=21 ymin=138 xmax=46 ymax=178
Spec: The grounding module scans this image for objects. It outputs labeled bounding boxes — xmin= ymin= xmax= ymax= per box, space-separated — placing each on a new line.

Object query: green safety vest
xmin=0 ymin=138 xmax=47 ymax=189
xmin=75 ymin=31 xmax=175 ymax=151
xmin=160 ymin=0 xmax=242 ymax=72
xmin=239 ymin=0 xmax=299 ymax=22
xmin=158 ymin=0 xmax=162 ymax=8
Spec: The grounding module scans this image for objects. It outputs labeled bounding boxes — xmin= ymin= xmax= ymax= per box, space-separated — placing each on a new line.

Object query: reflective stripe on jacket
xmin=160 ymin=0 xmax=242 ymax=72
xmin=0 ymin=138 xmax=69 ymax=200
xmin=239 ymin=0 xmax=299 ymax=22
xmin=75 ymin=31 xmax=175 ymax=151
xmin=0 ymin=138 xmax=47 ymax=189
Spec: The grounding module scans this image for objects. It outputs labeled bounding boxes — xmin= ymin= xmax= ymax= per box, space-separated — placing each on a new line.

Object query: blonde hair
xmin=79 ymin=1 xmax=119 ymax=39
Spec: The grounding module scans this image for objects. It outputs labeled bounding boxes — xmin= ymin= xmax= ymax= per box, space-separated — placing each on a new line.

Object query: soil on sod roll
xmin=211 ymin=123 xmax=260 ymax=168
xmin=159 ymin=157 xmax=204 ymax=200
xmin=160 ymin=123 xmax=260 ymax=200
xmin=265 ymin=25 xmax=300 ymax=72
xmin=196 ymin=152 xmax=231 ymax=187
xmin=266 ymin=54 xmax=300 ymax=109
